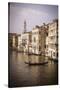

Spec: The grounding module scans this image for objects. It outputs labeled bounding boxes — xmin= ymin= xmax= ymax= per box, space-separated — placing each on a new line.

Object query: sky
xmin=9 ymin=3 xmax=58 ymax=34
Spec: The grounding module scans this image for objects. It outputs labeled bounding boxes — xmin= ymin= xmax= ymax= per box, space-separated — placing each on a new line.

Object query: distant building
xmin=47 ymin=19 xmax=58 ymax=60
xmin=17 ymin=34 xmax=21 ymax=50
xmin=8 ymin=33 xmax=17 ymax=49
xmin=21 ymin=31 xmax=32 ymax=53
xmin=8 ymin=33 xmax=12 ymax=48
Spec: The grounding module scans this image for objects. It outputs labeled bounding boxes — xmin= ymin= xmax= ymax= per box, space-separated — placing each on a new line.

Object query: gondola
xmin=24 ymin=61 xmax=48 ymax=65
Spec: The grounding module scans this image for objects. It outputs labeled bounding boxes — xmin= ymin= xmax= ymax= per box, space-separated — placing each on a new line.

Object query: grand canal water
xmin=8 ymin=50 xmax=58 ymax=87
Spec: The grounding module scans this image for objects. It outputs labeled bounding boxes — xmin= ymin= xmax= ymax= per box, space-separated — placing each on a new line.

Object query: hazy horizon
xmin=9 ymin=3 xmax=58 ymax=34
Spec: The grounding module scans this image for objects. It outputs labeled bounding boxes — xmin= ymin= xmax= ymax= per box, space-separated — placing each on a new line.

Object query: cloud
xmin=19 ymin=8 xmax=49 ymax=19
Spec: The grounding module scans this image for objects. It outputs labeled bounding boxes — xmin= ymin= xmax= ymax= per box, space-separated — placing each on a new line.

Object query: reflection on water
xmin=9 ymin=50 xmax=58 ymax=87
xmin=24 ymin=54 xmax=48 ymax=63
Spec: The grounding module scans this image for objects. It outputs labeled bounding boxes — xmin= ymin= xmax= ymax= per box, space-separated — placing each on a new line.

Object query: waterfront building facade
xmin=32 ymin=24 xmax=48 ymax=55
xmin=32 ymin=26 xmax=41 ymax=54
xmin=40 ymin=24 xmax=48 ymax=55
xmin=47 ymin=19 xmax=58 ymax=60
xmin=45 ymin=36 xmax=49 ymax=56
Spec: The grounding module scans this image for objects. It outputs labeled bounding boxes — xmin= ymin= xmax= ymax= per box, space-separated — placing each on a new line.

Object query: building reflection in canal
xmin=24 ymin=53 xmax=48 ymax=64
xmin=9 ymin=50 xmax=58 ymax=87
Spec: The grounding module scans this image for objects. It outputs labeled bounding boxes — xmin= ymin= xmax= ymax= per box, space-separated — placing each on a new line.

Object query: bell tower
xmin=24 ymin=20 xmax=27 ymax=33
